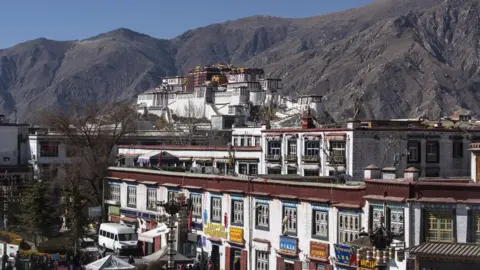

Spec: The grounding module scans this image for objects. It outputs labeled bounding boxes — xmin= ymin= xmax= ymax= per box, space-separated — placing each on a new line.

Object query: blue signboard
xmin=120 ymin=209 xmax=156 ymax=220
xmin=279 ymin=236 xmax=297 ymax=255
xmin=334 ymin=244 xmax=354 ymax=265
xmin=192 ymin=221 xmax=203 ymax=231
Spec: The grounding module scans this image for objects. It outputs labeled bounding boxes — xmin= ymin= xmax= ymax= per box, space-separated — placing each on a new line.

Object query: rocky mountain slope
xmin=1 ymin=0 xmax=479 ymax=121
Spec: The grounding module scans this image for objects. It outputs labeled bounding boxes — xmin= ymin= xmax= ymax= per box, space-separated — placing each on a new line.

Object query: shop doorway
xmin=230 ymin=249 xmax=241 ymax=270
xmin=211 ymin=245 xmax=220 ymax=270
xmin=284 ymin=261 xmax=294 ymax=270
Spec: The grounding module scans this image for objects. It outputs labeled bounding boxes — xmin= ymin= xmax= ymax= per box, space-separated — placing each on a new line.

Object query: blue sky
xmin=0 ymin=0 xmax=374 ymax=49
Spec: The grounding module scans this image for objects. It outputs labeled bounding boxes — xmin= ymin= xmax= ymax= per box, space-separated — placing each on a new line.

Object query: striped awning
xmin=408 ymin=242 xmax=480 ymax=260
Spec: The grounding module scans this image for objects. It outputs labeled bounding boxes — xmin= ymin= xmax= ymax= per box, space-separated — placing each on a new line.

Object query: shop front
xmin=203 ymin=222 xmax=228 ymax=269
xmin=333 ymin=244 xmax=356 ymax=270
xmin=276 ymin=236 xmax=302 ymax=270
xmin=308 ymin=241 xmax=331 ymax=270
xmin=119 ymin=208 xmax=158 ymax=255
xmin=225 ymin=227 xmax=247 ymax=270
xmin=138 ymin=223 xmax=168 ymax=255
xmin=108 ymin=206 xmax=120 ymax=222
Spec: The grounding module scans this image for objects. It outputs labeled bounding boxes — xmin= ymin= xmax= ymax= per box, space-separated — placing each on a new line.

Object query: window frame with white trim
xmin=282 ymin=202 xmax=297 ymax=236
xmin=311 ymin=205 xmax=329 ymax=240
xmin=230 ymin=197 xmax=244 ymax=226
xmin=255 ymin=200 xmax=270 ymax=231
xmin=210 ymin=196 xmax=222 ymax=223
xmin=127 ymin=185 xmax=137 ymax=208
xmin=146 ymin=187 xmax=157 ymax=211
xmin=190 ymin=193 xmax=203 ymax=219
xmin=338 ymin=209 xmax=360 ymax=244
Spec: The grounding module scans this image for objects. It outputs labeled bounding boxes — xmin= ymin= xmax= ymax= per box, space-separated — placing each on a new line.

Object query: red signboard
xmin=310 ymin=241 xmax=329 ymax=261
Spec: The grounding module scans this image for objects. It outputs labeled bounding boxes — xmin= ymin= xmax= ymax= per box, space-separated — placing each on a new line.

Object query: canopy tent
xmin=138 ymin=224 xmax=170 ymax=243
xmin=85 ymin=255 xmax=135 ymax=270
xmin=137 ymin=151 xmax=162 ymax=164
xmin=143 ymin=245 xmax=193 ymax=265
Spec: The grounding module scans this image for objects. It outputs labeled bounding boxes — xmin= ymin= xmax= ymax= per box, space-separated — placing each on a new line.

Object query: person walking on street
xmin=2 ymin=251 xmax=8 ymax=270
xmin=127 ymin=256 xmax=135 ymax=265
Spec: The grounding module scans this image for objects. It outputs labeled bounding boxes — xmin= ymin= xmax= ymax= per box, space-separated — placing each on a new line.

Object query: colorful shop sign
xmin=229 ymin=227 xmax=244 ymax=244
xmin=279 ymin=236 xmax=298 ymax=255
xmin=310 ymin=241 xmax=329 ymax=261
xmin=334 ymin=244 xmax=355 ymax=265
xmin=204 ymin=223 xmax=227 ymax=239
xmin=358 ymin=259 xmax=376 ymax=269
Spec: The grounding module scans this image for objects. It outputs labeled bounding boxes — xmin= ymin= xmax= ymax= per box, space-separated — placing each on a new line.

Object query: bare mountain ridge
xmin=1 ymin=0 xmax=478 ymax=121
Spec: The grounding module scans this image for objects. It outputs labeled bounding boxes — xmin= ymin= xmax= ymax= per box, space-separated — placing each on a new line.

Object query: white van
xmin=98 ymin=223 xmax=138 ymax=253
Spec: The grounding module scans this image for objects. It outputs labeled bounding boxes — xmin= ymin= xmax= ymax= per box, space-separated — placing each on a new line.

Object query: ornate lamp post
xmin=356 ymin=216 xmax=405 ymax=270
xmin=157 ymin=193 xmax=189 ymax=270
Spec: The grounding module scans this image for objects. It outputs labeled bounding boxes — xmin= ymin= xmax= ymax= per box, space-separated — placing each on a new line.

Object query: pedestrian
xmin=2 ymin=251 xmax=8 ymax=270
xmin=5 ymin=262 xmax=12 ymax=270
xmin=127 ymin=255 xmax=134 ymax=265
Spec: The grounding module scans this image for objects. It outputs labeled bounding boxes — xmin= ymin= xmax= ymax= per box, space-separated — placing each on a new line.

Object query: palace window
xmin=288 ymin=140 xmax=297 ymax=155
xmin=231 ymin=199 xmax=244 ymax=226
xmin=426 ymin=212 xmax=454 ymax=242
xmin=329 ymin=141 xmax=346 ymax=164
xmin=407 ymin=141 xmax=420 ymax=163
xmin=267 ymin=141 xmax=281 ymax=156
xmin=312 ymin=210 xmax=328 ymax=239
xmin=304 ymin=140 xmax=320 ymax=156
xmin=146 ymin=188 xmax=157 ymax=210
xmin=338 ymin=212 xmax=360 ymax=244
xmin=39 ymin=141 xmax=59 ymax=157
xmin=255 ymin=202 xmax=269 ymax=229
xmin=108 ymin=184 xmax=120 ymax=202
xmin=426 ymin=141 xmax=440 ymax=163
xmin=256 ymin=251 xmax=269 ymax=270
xmin=282 ymin=206 xmax=297 ymax=235
xmin=127 ymin=186 xmax=137 ymax=207
xmin=190 ymin=194 xmax=202 ymax=218
xmin=239 ymin=164 xmax=248 ymax=175
xmin=249 ymin=164 xmax=258 ymax=175
xmin=452 ymin=140 xmax=463 ymax=158
xmin=211 ymin=197 xmax=222 ymax=223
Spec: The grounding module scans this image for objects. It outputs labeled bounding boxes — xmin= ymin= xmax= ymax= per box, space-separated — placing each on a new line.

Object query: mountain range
xmin=1 ymin=0 xmax=479 ymax=121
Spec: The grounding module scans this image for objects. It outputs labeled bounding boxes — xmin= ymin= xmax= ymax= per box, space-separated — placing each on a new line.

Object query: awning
xmin=138 ymin=225 xmax=169 ymax=243
xmin=408 ymin=242 xmax=480 ymax=261
xmin=138 ymin=151 xmax=161 ymax=163
xmin=120 ymin=216 xmax=137 ymax=223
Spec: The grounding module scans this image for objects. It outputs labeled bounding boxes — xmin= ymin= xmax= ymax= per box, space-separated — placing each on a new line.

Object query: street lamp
xmin=157 ymin=193 xmax=189 ymax=270
xmin=356 ymin=216 xmax=404 ymax=270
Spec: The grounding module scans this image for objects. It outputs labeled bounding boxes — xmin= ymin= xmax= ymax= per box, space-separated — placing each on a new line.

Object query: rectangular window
xmin=372 ymin=207 xmax=383 ymax=231
xmin=407 ymin=141 xmax=420 ymax=163
xmin=146 ymin=188 xmax=157 ymax=210
xmin=168 ymin=190 xmax=177 ymax=202
xmin=255 ymin=137 xmax=261 ymax=147
xmin=191 ymin=194 xmax=202 ymax=218
xmin=233 ymin=138 xmax=238 ymax=146
xmin=304 ymin=140 xmax=320 ymax=156
xmin=338 ymin=212 xmax=360 ymax=244
xmin=282 ymin=206 xmax=297 ymax=235
xmin=389 ymin=208 xmax=405 ymax=237
xmin=288 ymin=140 xmax=297 ymax=155
xmin=287 ymin=168 xmax=297 ymax=175
xmin=249 ymin=164 xmax=258 ymax=175
xmin=108 ymin=184 xmax=120 ymax=202
xmin=239 ymin=164 xmax=248 ymax=175
xmin=267 ymin=141 xmax=281 ymax=156
xmin=312 ymin=210 xmax=328 ymax=239
xmin=240 ymin=138 xmax=245 ymax=146
xmin=452 ymin=140 xmax=463 ymax=158
xmin=426 ymin=141 xmax=440 ymax=163
xmin=255 ymin=202 xmax=269 ymax=229
xmin=304 ymin=169 xmax=319 ymax=176
xmin=426 ymin=212 xmax=454 ymax=242
xmin=127 ymin=186 xmax=137 ymax=207
xmin=231 ymin=199 xmax=244 ymax=226
xmin=247 ymin=138 xmax=252 ymax=147
xmin=255 ymin=251 xmax=269 ymax=270
xmin=329 ymin=141 xmax=346 ymax=164
xmin=267 ymin=168 xmax=281 ymax=175
xmin=39 ymin=141 xmax=59 ymax=157
xmin=211 ymin=197 xmax=222 ymax=223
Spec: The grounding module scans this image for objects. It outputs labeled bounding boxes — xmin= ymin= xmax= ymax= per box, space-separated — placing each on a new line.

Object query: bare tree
xmin=39 ymin=101 xmax=137 ymax=220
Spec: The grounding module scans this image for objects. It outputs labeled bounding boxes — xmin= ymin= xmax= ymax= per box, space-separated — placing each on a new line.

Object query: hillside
xmin=2 ymin=0 xmax=480 ymax=121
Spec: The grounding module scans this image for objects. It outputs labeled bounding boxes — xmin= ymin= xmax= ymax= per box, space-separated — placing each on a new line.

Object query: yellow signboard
xmin=203 ymin=223 xmax=227 ymax=239
xmin=229 ymin=227 xmax=244 ymax=244
xmin=358 ymin=259 xmax=376 ymax=269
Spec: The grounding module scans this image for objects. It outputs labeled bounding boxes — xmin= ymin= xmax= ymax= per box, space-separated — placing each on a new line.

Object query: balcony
xmin=302 ymin=155 xmax=320 ymax=163
xmin=470 ymin=142 xmax=480 ymax=151
xmin=265 ymin=154 xmax=282 ymax=162
xmin=327 ymin=155 xmax=346 ymax=165
xmin=285 ymin=155 xmax=297 ymax=162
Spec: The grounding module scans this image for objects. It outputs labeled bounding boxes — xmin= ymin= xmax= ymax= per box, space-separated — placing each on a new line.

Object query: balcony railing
xmin=265 ymin=154 xmax=282 ymax=162
xmin=285 ymin=155 xmax=297 ymax=162
xmin=302 ymin=155 xmax=320 ymax=163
